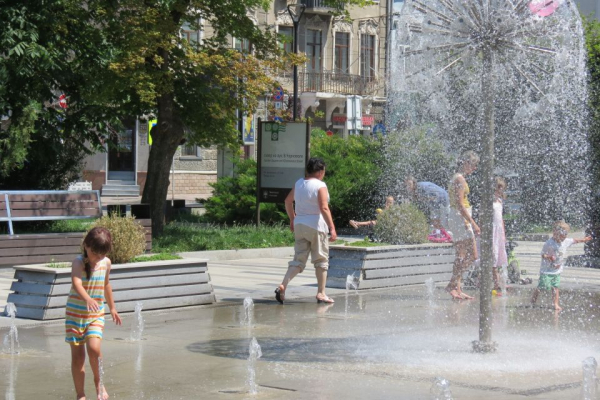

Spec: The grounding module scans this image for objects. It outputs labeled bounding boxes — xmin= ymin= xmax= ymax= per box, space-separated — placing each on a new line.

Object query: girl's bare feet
xmin=554 ymin=304 xmax=562 ymax=311
xmin=459 ymin=292 xmax=474 ymax=300
xmin=97 ymin=387 xmax=109 ymax=400
xmin=349 ymin=220 xmax=359 ymax=229
xmin=446 ymin=288 xmax=462 ymax=300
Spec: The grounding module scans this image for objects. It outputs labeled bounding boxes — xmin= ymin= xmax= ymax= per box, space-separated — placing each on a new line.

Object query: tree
xmin=1 ymin=0 xmax=369 ymax=235
xmin=0 ymin=0 xmax=126 ymax=185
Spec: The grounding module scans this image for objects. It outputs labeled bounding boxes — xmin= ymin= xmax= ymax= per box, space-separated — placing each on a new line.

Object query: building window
xmin=234 ymin=37 xmax=251 ymax=53
xmin=181 ymin=145 xmax=201 ymax=158
xmin=278 ymin=26 xmax=293 ymax=53
xmin=360 ymin=34 xmax=376 ymax=80
xmin=181 ymin=21 xmax=201 ymax=43
xmin=334 ymin=32 xmax=349 ymax=74
xmin=306 ymin=29 xmax=322 ymax=73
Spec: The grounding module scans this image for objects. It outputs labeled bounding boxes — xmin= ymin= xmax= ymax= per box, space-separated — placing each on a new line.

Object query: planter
xmin=7 ymin=258 xmax=215 ymax=320
xmin=326 ymin=243 xmax=455 ymax=290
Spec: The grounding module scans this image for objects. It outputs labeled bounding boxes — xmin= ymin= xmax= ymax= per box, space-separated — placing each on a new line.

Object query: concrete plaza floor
xmin=1 ymin=238 xmax=600 ymax=399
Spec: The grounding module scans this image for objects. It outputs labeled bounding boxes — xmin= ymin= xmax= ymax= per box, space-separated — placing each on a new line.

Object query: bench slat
xmin=10 ymin=209 xmax=100 ymax=218
xmin=7 ymin=193 xmax=98 ymax=202
xmin=9 ymin=201 xmax=99 ymax=210
xmin=2 ymin=245 xmax=83 ymax=257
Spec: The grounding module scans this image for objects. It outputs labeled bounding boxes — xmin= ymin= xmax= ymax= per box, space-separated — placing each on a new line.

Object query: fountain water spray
xmin=430 ymin=377 xmax=453 ymax=400
xmin=246 ymin=337 xmax=262 ymax=395
xmin=241 ymin=297 xmax=254 ymax=327
xmin=129 ymin=301 xmax=144 ymax=341
xmin=392 ymin=0 xmax=587 ymax=352
xmin=3 ymin=303 xmax=20 ymax=355
xmin=582 ymin=357 xmax=598 ymax=400
xmin=345 ymin=275 xmax=359 ymax=317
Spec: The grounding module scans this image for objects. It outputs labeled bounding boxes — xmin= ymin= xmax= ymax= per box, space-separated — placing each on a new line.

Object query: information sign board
xmin=257 ymin=121 xmax=309 ymax=203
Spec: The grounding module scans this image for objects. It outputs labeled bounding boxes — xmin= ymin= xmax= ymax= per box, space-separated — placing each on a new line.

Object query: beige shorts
xmin=447 ymin=206 xmax=475 ymax=243
xmin=289 ymin=223 xmax=329 ymax=271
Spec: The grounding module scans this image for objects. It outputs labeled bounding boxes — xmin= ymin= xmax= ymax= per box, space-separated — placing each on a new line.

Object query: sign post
xmin=256 ymin=120 xmax=310 ymax=226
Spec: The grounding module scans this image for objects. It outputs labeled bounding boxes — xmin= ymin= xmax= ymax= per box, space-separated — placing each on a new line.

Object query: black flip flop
xmin=275 ymin=288 xmax=284 ymax=304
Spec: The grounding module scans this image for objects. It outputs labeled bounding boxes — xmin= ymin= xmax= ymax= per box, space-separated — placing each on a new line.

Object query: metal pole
xmin=474 ymin=47 xmax=497 ymax=353
xmin=293 ymin=20 xmax=299 ymax=121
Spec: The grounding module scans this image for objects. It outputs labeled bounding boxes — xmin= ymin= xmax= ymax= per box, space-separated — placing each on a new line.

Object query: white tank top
xmin=293 ymin=178 xmax=329 ymax=233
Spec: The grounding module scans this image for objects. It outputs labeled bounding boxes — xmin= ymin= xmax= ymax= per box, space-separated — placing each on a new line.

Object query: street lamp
xmin=287 ymin=3 xmax=305 ymax=121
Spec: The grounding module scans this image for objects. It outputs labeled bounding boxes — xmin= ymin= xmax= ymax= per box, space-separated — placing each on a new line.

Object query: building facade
xmin=82 ymin=0 xmax=392 ymax=198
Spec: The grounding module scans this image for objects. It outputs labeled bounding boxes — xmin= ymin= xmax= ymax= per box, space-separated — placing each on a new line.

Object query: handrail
xmin=298 ymin=71 xmax=379 ymax=96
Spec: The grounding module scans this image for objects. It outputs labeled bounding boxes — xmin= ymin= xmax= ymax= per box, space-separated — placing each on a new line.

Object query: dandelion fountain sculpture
xmin=391 ymin=0 xmax=588 ymax=352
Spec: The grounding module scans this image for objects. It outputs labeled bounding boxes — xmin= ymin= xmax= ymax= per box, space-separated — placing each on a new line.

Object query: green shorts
xmin=538 ymin=274 xmax=561 ymax=290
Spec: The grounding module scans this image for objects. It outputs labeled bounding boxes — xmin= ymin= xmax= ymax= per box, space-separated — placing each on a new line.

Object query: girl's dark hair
xmin=306 ymin=157 xmax=326 ymax=175
xmin=82 ymin=227 xmax=112 ymax=279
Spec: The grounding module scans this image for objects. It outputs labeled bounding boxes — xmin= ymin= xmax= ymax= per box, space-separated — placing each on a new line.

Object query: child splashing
xmin=65 ymin=227 xmax=122 ymax=400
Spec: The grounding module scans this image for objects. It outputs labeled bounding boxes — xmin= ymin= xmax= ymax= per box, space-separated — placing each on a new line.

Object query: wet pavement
xmin=1 ymin=237 xmax=600 ymax=399
xmin=2 ymin=283 xmax=600 ymax=399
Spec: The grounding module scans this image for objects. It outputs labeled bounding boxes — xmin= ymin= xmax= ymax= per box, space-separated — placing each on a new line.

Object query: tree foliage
xmin=310 ymin=132 xmax=386 ymax=227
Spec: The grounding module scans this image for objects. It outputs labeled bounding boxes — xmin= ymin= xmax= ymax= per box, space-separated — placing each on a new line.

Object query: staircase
xmin=101 ymin=172 xmax=140 ymax=197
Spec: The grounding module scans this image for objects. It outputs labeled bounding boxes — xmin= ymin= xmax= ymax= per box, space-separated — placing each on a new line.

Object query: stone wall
xmin=166 ymin=172 xmax=217 ymax=200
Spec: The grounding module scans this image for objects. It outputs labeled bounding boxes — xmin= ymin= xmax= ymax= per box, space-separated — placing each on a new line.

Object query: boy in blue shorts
xmin=531 ymin=221 xmax=591 ymax=311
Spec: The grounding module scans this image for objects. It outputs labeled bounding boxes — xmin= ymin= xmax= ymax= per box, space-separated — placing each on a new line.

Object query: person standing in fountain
xmin=446 ymin=151 xmax=480 ymax=300
xmin=492 ymin=177 xmax=508 ymax=292
xmin=531 ymin=221 xmax=591 ymax=311
xmin=275 ymin=157 xmax=337 ymax=304
xmin=65 ymin=227 xmax=122 ymax=400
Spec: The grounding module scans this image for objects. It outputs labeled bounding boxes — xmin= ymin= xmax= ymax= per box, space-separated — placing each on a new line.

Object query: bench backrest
xmin=0 ymin=190 xmax=102 ymax=235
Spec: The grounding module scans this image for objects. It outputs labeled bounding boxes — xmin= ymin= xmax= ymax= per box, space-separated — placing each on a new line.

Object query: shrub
xmin=310 ymin=133 xmax=386 ymax=227
xmin=203 ymin=158 xmax=287 ymax=225
xmin=373 ymin=203 xmax=429 ymax=245
xmin=89 ymin=214 xmax=147 ymax=264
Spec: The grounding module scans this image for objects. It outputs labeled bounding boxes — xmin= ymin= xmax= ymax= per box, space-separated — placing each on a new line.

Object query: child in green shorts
xmin=531 ymin=221 xmax=591 ymax=311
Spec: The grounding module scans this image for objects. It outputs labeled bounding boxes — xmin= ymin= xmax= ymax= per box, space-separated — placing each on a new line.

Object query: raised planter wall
xmin=326 ymin=243 xmax=455 ymax=290
xmin=7 ymin=258 xmax=215 ymax=320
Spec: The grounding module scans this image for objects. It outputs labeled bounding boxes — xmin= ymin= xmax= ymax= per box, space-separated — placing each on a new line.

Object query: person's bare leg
xmin=279 ymin=266 xmax=303 ymax=300
xmin=70 ymin=343 xmax=87 ymax=400
xmin=446 ymin=244 xmax=465 ymax=300
xmin=492 ymin=267 xmax=499 ymax=290
xmin=86 ymin=338 xmax=108 ymax=400
xmin=553 ymin=288 xmax=562 ymax=311
xmin=458 ymin=240 xmax=476 ymax=300
xmin=315 ymin=266 xmax=334 ymax=303
xmin=531 ymin=288 xmax=540 ymax=305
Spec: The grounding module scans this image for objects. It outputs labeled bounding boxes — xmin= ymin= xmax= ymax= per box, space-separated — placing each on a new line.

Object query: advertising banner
xmin=257 ymin=121 xmax=309 ymax=203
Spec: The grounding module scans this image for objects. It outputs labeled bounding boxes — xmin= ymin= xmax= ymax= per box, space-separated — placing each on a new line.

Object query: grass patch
xmin=46 ymin=261 xmax=71 ymax=268
xmin=1 ymin=219 xmax=95 ymax=235
xmin=153 ymin=222 xmax=295 ymax=253
xmin=131 ymin=253 xmax=182 ymax=263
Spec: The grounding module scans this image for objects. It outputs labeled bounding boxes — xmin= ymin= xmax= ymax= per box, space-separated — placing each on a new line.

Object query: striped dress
xmin=65 ymin=256 xmax=107 ymax=345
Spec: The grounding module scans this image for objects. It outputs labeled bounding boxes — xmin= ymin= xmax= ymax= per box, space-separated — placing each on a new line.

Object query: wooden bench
xmin=0 ymin=190 xmax=151 ymax=267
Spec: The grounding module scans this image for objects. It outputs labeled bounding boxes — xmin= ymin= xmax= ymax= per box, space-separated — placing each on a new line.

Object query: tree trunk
xmin=141 ymin=90 xmax=184 ymax=237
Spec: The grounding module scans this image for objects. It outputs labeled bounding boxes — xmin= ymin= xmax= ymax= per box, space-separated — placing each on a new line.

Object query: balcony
xmin=299 ymin=0 xmax=344 ymax=13
xmin=298 ymin=71 xmax=379 ymax=96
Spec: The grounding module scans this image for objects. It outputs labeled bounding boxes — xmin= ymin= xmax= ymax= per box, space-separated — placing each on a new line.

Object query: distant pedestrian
xmin=531 ymin=221 xmax=591 ymax=311
xmin=275 ymin=158 xmax=337 ymax=304
xmin=446 ymin=151 xmax=480 ymax=300
xmin=66 ymin=227 xmax=122 ymax=400
xmin=492 ymin=177 xmax=508 ymax=292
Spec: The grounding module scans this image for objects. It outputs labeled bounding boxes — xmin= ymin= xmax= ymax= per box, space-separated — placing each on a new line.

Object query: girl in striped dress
xmin=66 ymin=227 xmax=121 ymax=400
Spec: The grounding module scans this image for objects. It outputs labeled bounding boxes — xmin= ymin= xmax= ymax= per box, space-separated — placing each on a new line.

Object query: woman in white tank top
xmin=275 ymin=158 xmax=337 ymax=304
